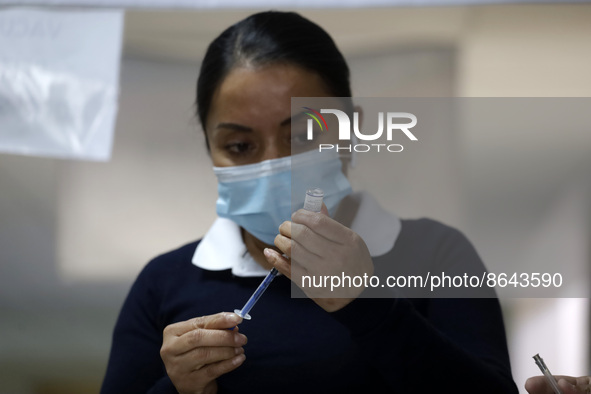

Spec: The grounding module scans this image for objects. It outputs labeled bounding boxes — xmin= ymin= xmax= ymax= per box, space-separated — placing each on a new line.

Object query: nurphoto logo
xmin=304 ymin=107 xmax=418 ymax=153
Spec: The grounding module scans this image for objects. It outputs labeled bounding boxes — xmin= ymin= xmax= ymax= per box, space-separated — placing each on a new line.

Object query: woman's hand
xmin=265 ymin=203 xmax=373 ymax=312
xmin=526 ymin=375 xmax=591 ymax=394
xmin=160 ymin=312 xmax=247 ymax=394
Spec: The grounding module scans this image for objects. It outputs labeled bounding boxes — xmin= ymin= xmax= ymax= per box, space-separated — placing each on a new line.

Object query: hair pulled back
xmin=196 ymin=11 xmax=352 ymax=133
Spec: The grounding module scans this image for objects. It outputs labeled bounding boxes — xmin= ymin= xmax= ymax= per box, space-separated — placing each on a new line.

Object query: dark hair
xmin=196 ymin=11 xmax=352 ymax=135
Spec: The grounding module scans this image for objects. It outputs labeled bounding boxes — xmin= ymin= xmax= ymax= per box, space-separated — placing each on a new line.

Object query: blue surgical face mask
xmin=213 ymin=149 xmax=352 ymax=245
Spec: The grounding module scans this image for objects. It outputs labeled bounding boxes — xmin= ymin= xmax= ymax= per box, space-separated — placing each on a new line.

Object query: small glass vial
xmin=303 ymin=188 xmax=324 ymax=213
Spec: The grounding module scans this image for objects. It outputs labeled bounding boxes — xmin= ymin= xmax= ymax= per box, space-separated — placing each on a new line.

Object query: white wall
xmin=457 ymin=6 xmax=591 ymax=392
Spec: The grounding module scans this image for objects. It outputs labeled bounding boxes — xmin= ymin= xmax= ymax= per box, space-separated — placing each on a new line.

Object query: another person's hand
xmin=266 ymin=203 xmax=374 ymax=312
xmin=160 ymin=312 xmax=247 ymax=394
xmin=526 ymin=375 xmax=591 ymax=394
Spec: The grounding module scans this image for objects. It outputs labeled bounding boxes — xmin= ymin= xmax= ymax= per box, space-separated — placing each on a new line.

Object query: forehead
xmin=207 ymin=63 xmax=332 ymax=128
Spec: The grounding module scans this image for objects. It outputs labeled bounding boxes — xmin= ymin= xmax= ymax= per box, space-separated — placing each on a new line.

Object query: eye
xmin=291 ymin=131 xmax=310 ymax=146
xmin=225 ymin=141 xmax=254 ymax=155
xmin=291 ymin=127 xmax=320 ymax=147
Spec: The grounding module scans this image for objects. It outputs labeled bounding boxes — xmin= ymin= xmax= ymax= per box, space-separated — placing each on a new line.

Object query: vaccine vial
xmin=304 ymin=188 xmax=324 ymax=213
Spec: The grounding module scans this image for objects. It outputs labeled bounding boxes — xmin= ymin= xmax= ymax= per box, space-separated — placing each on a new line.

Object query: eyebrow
xmin=287 ymin=111 xmax=307 ymax=124
xmin=215 ymin=123 xmax=253 ymax=133
xmin=214 ymin=113 xmax=305 ymax=133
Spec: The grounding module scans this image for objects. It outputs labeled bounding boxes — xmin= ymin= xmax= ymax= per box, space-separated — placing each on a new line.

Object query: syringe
xmin=533 ymin=354 xmax=563 ymax=394
xmin=234 ymin=188 xmax=324 ymax=320
xmin=234 ymin=267 xmax=279 ymax=320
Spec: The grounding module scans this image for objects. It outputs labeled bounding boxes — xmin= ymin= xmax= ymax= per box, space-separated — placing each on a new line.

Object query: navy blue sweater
xmin=101 ymin=219 xmax=518 ymax=393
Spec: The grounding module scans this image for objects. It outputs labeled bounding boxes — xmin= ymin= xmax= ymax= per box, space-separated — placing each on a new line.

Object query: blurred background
xmin=1 ymin=3 xmax=590 ymax=393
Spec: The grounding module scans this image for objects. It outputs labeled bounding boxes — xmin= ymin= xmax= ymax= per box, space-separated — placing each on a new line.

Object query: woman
xmin=101 ymin=11 xmax=518 ymax=394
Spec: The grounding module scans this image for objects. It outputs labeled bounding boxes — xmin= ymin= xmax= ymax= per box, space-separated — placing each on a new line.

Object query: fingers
xmin=193 ymin=352 xmax=246 ymax=381
xmin=162 ymin=343 xmax=247 ymax=387
xmin=168 ymin=349 xmax=246 ymax=393
xmin=558 ymin=379 xmax=579 ymax=394
xmin=554 ymin=376 xmax=580 ymax=385
xmin=526 ymin=376 xmax=591 ymax=394
xmin=280 ymin=221 xmax=337 ymax=258
xmin=274 ymin=233 xmax=292 ymax=257
xmin=167 ymin=327 xmax=247 ymax=356
xmin=577 ymin=376 xmax=591 ymax=391
xmin=193 ymin=312 xmax=242 ymax=330
xmin=264 ymin=247 xmax=312 ymax=290
xmin=162 ymin=313 xmax=248 ymax=392
xmin=184 ymin=346 xmax=245 ymax=371
xmin=291 ymin=208 xmax=351 ymax=244
xmin=525 ymin=376 xmax=556 ymax=394
xmin=274 ymin=232 xmax=322 ymax=264
xmin=574 ymin=376 xmax=591 ymax=390
xmin=558 ymin=376 xmax=591 ymax=394
xmin=278 ymin=220 xmax=292 ymax=238
xmin=161 ymin=313 xmax=247 ymax=361
xmin=165 ymin=312 xmax=242 ymax=337
xmin=264 ymin=248 xmax=291 ymax=278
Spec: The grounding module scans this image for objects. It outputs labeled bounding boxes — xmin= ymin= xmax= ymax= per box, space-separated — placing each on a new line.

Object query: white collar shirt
xmin=191 ymin=191 xmax=401 ymax=277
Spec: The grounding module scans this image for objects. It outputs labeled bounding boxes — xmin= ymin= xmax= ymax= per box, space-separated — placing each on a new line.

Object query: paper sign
xmin=0 ymin=8 xmax=123 ymax=161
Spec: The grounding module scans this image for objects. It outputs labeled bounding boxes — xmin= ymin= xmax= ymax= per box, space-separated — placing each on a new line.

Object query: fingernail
xmin=263 ymin=248 xmax=272 ymax=258
xmin=232 ymin=354 xmax=246 ymax=365
xmin=234 ymin=347 xmax=244 ymax=355
xmin=226 ymin=313 xmax=241 ymax=324
xmin=235 ymin=333 xmax=247 ymax=345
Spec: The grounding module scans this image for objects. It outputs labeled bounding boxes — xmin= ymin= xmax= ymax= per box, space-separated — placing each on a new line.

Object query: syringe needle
xmin=533 ymin=354 xmax=563 ymax=394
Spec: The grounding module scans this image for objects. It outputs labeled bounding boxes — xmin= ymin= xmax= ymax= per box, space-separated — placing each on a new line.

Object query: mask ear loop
xmin=339 ymin=127 xmax=357 ymax=172
xmin=348 ymin=105 xmax=358 ymax=169
xmin=350 ymin=133 xmax=357 ymax=168
xmin=338 ymin=132 xmax=356 ymax=178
